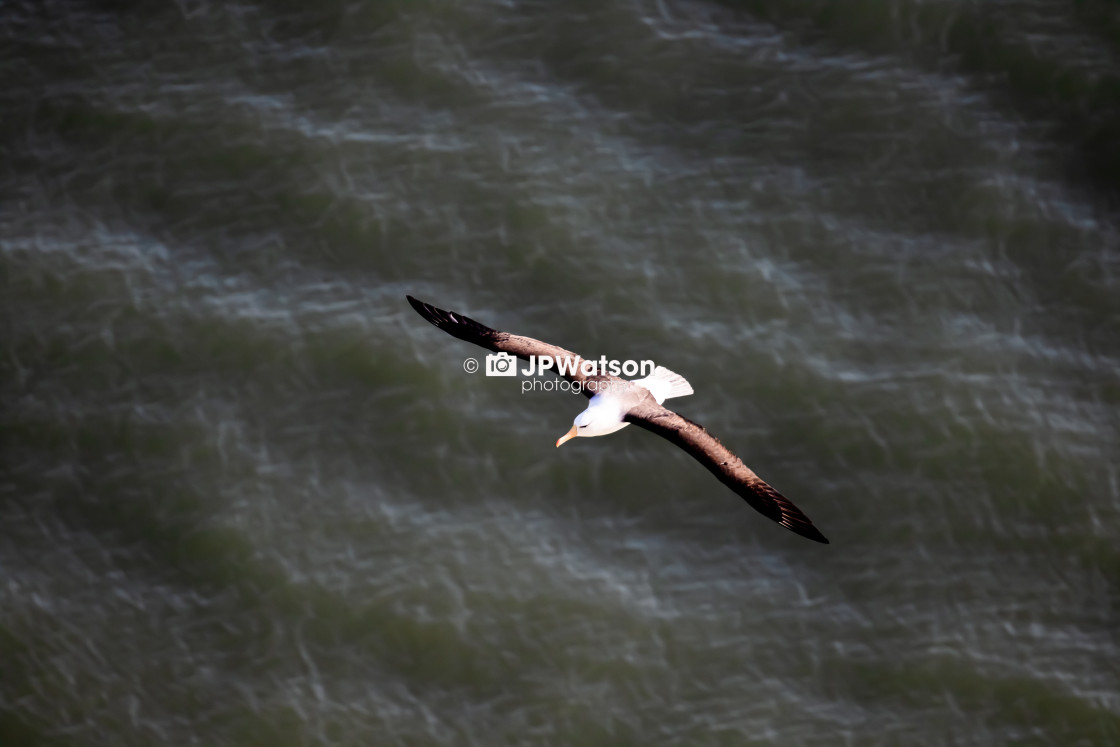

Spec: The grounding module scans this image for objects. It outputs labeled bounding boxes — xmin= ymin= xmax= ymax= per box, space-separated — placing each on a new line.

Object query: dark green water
xmin=3 ymin=1 xmax=1119 ymax=745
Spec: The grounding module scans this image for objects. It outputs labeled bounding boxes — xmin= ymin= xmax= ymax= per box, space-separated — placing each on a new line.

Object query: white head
xmin=555 ymin=396 xmax=630 ymax=447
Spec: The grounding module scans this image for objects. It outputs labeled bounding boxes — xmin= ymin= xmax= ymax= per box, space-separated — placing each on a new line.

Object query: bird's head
xmin=556 ymin=402 xmax=624 ymax=446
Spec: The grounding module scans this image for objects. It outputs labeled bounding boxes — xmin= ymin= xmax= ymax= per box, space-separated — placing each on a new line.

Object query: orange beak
xmin=555 ymin=425 xmax=578 ymax=448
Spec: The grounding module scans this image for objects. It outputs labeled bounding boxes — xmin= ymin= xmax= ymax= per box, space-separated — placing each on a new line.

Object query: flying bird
xmin=406 ymin=295 xmax=828 ymax=544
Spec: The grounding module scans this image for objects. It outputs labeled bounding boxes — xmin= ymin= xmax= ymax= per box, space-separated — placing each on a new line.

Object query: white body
xmin=572 ymin=393 xmax=631 ymax=437
xmin=558 ymin=366 xmax=693 ymax=445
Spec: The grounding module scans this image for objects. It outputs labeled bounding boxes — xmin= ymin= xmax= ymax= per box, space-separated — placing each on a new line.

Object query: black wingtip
xmin=782 ymin=515 xmax=829 ymax=544
xmin=405 ymin=295 xmax=502 ymax=348
xmin=770 ymin=489 xmax=830 ymax=544
xmin=406 ymin=294 xmax=434 ymax=322
xmin=406 ymin=295 xmax=455 ymax=330
xmin=804 ymin=527 xmax=830 ymax=544
xmin=778 ymin=517 xmax=829 ymax=544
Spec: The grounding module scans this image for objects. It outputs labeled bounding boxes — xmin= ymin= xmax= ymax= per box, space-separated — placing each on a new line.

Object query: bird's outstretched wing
xmin=625 ymin=402 xmax=829 ymax=544
xmin=407 ymin=296 xmax=620 ymax=397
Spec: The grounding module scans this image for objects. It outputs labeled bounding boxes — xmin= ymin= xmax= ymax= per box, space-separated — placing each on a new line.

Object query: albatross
xmin=407 ymin=295 xmax=829 ymax=544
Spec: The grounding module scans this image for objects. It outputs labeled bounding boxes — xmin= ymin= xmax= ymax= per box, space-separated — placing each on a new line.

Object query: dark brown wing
xmin=625 ymin=402 xmax=829 ymax=544
xmin=407 ymin=296 xmax=620 ymax=397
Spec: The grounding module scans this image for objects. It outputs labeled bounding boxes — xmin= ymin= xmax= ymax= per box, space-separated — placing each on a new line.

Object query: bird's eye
xmin=579 ymin=425 xmax=587 ymax=429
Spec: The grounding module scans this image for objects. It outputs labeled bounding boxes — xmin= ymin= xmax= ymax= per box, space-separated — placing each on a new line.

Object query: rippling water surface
xmin=3 ymin=1 xmax=1119 ymax=745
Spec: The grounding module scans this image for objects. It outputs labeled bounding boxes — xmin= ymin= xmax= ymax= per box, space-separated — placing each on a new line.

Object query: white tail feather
xmin=632 ymin=366 xmax=693 ymax=404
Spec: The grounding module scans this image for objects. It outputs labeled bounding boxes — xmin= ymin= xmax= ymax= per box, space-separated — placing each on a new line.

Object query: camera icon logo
xmin=485 ymin=352 xmax=518 ymax=376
